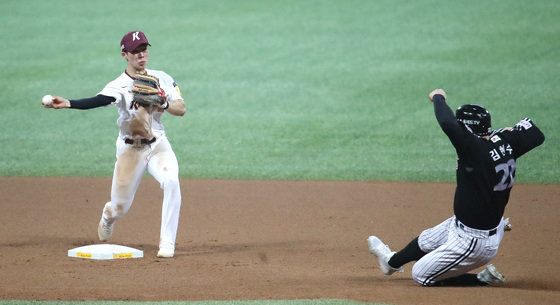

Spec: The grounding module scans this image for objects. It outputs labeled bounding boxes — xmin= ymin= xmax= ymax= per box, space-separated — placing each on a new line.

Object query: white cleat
xmin=477 ymin=264 xmax=506 ymax=285
xmin=97 ymin=219 xmax=114 ymax=242
xmin=367 ymin=235 xmax=403 ymax=275
xmin=97 ymin=202 xmax=114 ymax=242
xmin=157 ymin=247 xmax=174 ymax=258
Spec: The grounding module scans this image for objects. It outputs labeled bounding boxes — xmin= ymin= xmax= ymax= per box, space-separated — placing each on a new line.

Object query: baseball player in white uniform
xmin=42 ymin=31 xmax=186 ymax=258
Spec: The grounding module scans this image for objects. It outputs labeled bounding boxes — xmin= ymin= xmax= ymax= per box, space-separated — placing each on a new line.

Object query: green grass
xmin=1 ymin=0 xmax=558 ymax=183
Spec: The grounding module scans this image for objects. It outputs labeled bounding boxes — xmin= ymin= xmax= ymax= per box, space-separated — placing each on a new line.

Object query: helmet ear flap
xmin=455 ymin=104 xmax=492 ymax=136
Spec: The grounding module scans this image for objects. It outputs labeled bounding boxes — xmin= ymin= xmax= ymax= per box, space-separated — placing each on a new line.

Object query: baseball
xmin=42 ymin=94 xmax=53 ymax=106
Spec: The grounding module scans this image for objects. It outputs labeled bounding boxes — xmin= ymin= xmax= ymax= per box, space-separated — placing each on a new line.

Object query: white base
xmin=68 ymin=244 xmax=143 ymax=260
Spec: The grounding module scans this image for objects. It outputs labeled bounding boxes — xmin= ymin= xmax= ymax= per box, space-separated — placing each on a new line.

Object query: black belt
xmin=455 ymin=219 xmax=497 ymax=236
xmin=124 ymin=137 xmax=156 ymax=146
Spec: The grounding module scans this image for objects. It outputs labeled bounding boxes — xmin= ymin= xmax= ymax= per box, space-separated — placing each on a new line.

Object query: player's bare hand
xmin=429 ymin=89 xmax=447 ymax=102
xmin=49 ymin=96 xmax=71 ymax=109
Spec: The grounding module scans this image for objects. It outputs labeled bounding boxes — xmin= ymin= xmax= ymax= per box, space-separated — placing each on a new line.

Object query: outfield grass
xmin=2 ymin=0 xmax=558 ymax=183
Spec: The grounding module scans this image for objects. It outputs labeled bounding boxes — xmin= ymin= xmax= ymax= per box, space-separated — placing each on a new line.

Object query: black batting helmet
xmin=455 ymin=104 xmax=492 ymax=136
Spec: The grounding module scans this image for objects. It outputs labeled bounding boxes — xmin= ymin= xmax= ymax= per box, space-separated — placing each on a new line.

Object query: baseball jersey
xmin=433 ymin=95 xmax=545 ymax=230
xmin=98 ymin=69 xmax=183 ymax=139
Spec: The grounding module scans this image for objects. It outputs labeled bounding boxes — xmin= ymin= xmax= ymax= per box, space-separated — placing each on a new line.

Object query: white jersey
xmin=98 ymin=69 xmax=183 ymax=139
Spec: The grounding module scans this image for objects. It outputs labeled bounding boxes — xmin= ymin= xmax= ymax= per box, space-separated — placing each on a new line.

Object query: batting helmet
xmin=455 ymin=104 xmax=492 ymax=136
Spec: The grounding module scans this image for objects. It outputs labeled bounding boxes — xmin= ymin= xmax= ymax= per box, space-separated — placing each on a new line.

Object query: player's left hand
xmin=429 ymin=89 xmax=447 ymax=102
xmin=504 ymin=217 xmax=512 ymax=232
xmin=132 ymin=73 xmax=166 ymax=108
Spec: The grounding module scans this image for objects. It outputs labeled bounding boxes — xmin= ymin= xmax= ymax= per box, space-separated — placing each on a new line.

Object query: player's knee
xmin=411 ymin=270 xmax=423 ymax=285
xmin=412 ymin=264 xmax=432 ymax=286
xmin=160 ymin=177 xmax=180 ymax=191
xmin=412 ymin=275 xmax=433 ymax=287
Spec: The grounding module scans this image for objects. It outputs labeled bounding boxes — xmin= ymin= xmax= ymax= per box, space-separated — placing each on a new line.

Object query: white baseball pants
xmin=412 ymin=216 xmax=506 ymax=286
xmin=104 ymin=135 xmax=182 ymax=251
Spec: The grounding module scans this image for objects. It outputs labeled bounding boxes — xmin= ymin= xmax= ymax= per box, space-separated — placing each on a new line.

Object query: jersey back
xmin=453 ymin=118 xmax=544 ymax=229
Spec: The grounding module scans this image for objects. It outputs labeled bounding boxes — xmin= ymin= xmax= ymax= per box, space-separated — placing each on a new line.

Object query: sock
xmin=388 ymin=237 xmax=426 ymax=268
xmin=433 ymin=274 xmax=487 ymax=286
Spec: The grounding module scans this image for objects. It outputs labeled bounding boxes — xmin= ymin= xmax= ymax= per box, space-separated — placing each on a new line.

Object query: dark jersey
xmin=433 ymin=94 xmax=545 ymax=229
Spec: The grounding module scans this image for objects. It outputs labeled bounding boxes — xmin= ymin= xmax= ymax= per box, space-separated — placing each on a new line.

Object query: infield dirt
xmin=0 ymin=177 xmax=558 ymax=304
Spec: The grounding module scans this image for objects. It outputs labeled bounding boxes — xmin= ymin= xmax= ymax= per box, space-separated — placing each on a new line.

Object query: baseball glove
xmin=132 ymin=73 xmax=166 ymax=107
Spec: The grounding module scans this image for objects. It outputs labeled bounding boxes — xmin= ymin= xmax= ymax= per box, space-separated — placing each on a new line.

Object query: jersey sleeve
xmin=69 ymin=95 xmax=115 ymax=109
xmin=157 ymin=71 xmax=183 ymax=101
xmin=98 ymin=79 xmax=127 ymax=104
xmin=433 ymin=94 xmax=467 ymax=151
xmin=500 ymin=118 xmax=545 ymax=158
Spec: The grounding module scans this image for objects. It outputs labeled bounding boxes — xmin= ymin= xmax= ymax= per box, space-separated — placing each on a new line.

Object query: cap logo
xmin=132 ymin=31 xmax=140 ymax=41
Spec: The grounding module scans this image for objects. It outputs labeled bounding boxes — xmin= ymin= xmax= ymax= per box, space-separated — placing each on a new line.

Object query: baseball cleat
xmin=157 ymin=248 xmax=174 ymax=258
xmin=477 ymin=264 xmax=506 ymax=285
xmin=97 ymin=219 xmax=114 ymax=241
xmin=367 ymin=235 xmax=403 ymax=275
xmin=97 ymin=202 xmax=114 ymax=241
